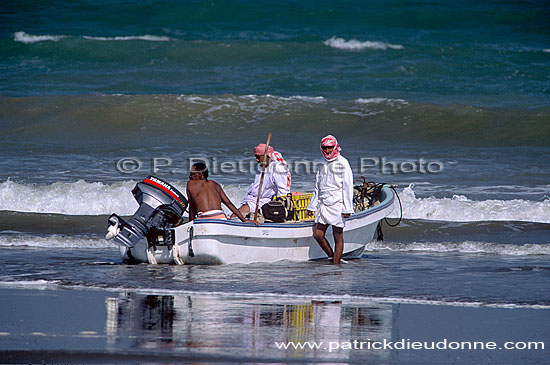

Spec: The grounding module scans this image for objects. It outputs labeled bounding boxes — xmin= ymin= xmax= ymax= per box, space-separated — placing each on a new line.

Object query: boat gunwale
xmin=189 ymin=186 xmax=395 ymax=229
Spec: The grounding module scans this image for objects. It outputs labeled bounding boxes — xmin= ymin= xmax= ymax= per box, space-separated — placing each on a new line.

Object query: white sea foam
xmin=324 ymin=36 xmax=404 ymax=51
xmin=178 ymin=95 xmax=212 ymax=103
xmin=125 ymin=289 xmax=550 ymax=309
xmin=0 ymin=280 xmax=60 ymax=290
xmin=0 ymin=281 xmax=545 ymax=309
xmin=366 ymin=241 xmax=550 ymax=256
xmin=82 ymin=35 xmax=170 ymax=41
xmin=0 ymin=234 xmax=114 ymax=249
xmin=388 ymin=184 xmax=550 ymax=223
xmin=178 ymin=93 xmax=326 ymax=107
xmin=0 ymin=179 xmax=140 ymax=215
xmin=280 ymin=95 xmax=326 ymax=103
xmin=4 ymin=231 xmax=544 ymax=256
xmin=1 ymin=180 xmax=549 ymax=223
xmin=171 ymin=93 xmax=330 ymax=124
xmin=14 ymin=31 xmax=66 ymax=44
xmin=355 ymin=97 xmax=409 ymax=105
xmin=13 ymin=31 xmax=170 ymax=44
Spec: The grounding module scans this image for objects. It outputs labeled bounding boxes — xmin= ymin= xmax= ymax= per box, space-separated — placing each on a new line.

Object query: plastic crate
xmin=273 ymin=192 xmax=314 ymax=221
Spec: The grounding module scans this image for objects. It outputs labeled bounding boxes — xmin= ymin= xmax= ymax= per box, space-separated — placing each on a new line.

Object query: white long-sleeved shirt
xmin=307 ymin=155 xmax=354 ymax=214
xmin=241 ymin=160 xmax=291 ymax=211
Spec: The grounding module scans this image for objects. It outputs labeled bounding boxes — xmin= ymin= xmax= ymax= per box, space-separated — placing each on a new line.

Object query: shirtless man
xmin=186 ymin=162 xmax=251 ymax=222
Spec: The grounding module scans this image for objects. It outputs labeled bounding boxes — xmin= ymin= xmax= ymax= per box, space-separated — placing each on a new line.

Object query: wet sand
xmin=0 ymin=288 xmax=548 ymax=364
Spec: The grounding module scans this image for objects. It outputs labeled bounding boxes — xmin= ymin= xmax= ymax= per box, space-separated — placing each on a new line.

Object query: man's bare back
xmin=186 ymin=163 xmax=251 ymax=223
xmin=187 ymin=179 xmax=224 ymax=215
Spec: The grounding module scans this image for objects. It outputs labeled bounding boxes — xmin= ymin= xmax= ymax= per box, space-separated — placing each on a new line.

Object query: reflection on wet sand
xmin=105 ymin=293 xmax=393 ymax=360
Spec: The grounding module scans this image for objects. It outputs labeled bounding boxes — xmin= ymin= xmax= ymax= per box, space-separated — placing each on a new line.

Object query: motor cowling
xmin=107 ymin=176 xmax=188 ymax=248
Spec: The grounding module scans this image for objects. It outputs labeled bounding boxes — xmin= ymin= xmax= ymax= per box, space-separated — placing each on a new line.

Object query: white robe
xmin=307 ymin=155 xmax=354 ymax=227
xmin=241 ymin=160 xmax=291 ymax=212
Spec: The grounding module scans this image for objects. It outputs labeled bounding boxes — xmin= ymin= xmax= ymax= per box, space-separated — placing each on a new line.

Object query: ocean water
xmin=0 ymin=0 xmax=549 ymax=361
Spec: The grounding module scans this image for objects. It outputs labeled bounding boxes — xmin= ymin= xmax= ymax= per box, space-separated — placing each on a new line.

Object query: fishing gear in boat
xmin=353 ymin=177 xmax=402 ymax=240
xmin=106 ymin=175 xmax=188 ymax=249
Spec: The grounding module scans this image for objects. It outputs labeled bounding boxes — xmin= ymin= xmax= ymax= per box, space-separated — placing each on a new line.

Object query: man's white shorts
xmin=314 ymin=202 xmax=345 ymax=228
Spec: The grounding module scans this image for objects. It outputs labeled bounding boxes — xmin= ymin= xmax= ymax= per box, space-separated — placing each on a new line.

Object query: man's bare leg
xmin=332 ymin=226 xmax=344 ymax=264
xmin=313 ymin=223 xmax=334 ymax=258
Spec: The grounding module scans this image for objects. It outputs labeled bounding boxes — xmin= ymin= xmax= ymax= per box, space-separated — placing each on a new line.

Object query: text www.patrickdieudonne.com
xmin=274 ymin=339 xmax=545 ymax=352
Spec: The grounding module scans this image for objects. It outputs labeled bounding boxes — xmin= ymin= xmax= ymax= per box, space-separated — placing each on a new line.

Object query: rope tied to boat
xmin=187 ymin=225 xmax=195 ymax=257
xmin=384 ymin=184 xmax=402 ymax=227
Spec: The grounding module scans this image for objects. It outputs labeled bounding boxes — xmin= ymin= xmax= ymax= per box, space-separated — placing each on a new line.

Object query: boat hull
xmin=121 ymin=186 xmax=395 ymax=265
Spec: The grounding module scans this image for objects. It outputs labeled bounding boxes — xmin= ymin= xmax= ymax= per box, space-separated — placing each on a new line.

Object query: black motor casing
xmin=109 ymin=176 xmax=188 ymax=248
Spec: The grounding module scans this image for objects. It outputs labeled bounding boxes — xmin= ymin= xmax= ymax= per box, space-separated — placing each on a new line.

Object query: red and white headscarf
xmin=320 ymin=135 xmax=341 ymax=162
xmin=254 ymin=143 xmax=288 ymax=164
xmin=254 ymin=143 xmax=274 ymax=158
xmin=254 ymin=143 xmax=291 ymax=187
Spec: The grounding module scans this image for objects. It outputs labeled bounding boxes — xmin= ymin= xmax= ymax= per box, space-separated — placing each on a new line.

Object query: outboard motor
xmin=106 ymin=176 xmax=188 ymax=248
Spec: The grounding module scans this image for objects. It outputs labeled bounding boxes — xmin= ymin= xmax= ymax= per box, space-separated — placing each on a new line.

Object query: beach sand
xmin=0 ymin=288 xmax=548 ymax=364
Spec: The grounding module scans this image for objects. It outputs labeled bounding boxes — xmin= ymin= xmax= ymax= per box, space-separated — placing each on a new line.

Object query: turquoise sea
xmin=0 ymin=1 xmax=549 ymax=363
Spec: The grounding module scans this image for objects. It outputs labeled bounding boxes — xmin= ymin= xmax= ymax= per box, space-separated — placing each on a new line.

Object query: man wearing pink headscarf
xmin=232 ymin=143 xmax=291 ymax=218
xmin=307 ymin=135 xmax=354 ymax=264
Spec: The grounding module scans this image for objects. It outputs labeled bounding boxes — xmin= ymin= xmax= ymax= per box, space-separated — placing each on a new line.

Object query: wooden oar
xmin=253 ymin=133 xmax=272 ymax=222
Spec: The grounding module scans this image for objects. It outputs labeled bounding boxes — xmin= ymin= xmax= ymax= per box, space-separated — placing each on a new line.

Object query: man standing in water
xmin=187 ymin=162 xmax=251 ymax=223
xmin=307 ymin=135 xmax=354 ymax=264
xmin=232 ymin=143 xmax=291 ymax=218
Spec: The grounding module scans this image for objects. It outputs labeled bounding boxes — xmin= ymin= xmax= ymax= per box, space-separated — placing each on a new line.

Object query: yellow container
xmin=273 ymin=193 xmax=314 ymax=221
xmin=292 ymin=193 xmax=314 ymax=221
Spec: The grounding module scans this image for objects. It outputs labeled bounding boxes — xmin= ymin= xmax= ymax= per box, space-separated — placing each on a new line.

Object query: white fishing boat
xmin=106 ymin=176 xmax=396 ymax=265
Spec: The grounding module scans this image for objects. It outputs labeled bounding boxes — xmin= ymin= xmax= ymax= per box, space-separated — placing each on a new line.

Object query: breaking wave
xmin=14 ymin=31 xmax=170 ymax=44
xmin=13 ymin=31 xmax=66 ymax=44
xmin=1 ymin=94 xmax=548 ymax=147
xmin=1 ymin=179 xmax=549 ymax=224
xmin=0 ymin=179 xmax=140 ymax=216
xmin=82 ymin=35 xmax=171 ymax=41
xmin=366 ymin=240 xmax=550 ymax=256
xmin=324 ymin=36 xmax=404 ymax=51
xmin=0 ymin=233 xmax=114 ymax=249
xmin=389 ymin=185 xmax=550 ymax=224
